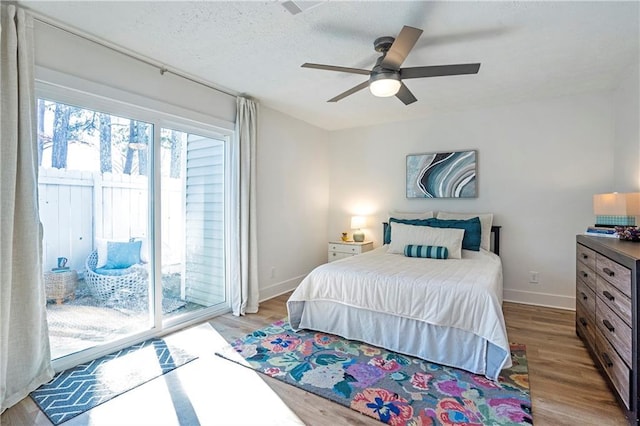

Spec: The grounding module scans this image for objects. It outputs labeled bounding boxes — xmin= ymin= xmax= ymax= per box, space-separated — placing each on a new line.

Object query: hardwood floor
xmin=1 ymin=295 xmax=628 ymax=425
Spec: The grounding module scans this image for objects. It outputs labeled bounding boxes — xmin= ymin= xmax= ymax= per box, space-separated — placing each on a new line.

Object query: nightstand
xmin=44 ymin=269 xmax=77 ymax=305
xmin=328 ymin=241 xmax=373 ymax=262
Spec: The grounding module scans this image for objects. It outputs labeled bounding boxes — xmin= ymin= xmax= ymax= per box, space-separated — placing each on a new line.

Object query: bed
xmin=287 ymin=216 xmax=510 ymax=381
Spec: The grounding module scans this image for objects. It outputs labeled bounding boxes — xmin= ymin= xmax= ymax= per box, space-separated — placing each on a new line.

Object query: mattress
xmin=287 ymin=246 xmax=511 ymax=380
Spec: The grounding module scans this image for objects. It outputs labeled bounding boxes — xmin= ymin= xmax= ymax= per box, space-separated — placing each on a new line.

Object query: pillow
xmin=103 ymin=240 xmax=142 ymax=269
xmin=388 ymin=210 xmax=434 ymax=220
xmin=423 ymin=217 xmax=481 ymax=251
xmin=404 ymin=244 xmax=449 ymax=259
xmin=387 ymin=222 xmax=464 ymax=259
xmin=436 ymin=212 xmax=494 ymax=251
xmin=384 ymin=212 xmax=434 ymax=244
xmin=385 ymin=217 xmax=481 ymax=251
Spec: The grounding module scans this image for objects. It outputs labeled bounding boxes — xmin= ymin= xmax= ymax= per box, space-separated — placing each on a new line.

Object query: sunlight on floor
xmin=65 ymin=322 xmax=304 ymax=425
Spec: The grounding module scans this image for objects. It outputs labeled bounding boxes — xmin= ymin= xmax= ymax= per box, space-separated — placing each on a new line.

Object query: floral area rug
xmin=216 ymin=320 xmax=532 ymax=426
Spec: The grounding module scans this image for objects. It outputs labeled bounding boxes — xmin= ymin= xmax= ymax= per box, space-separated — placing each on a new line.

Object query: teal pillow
xmin=387 ymin=217 xmax=482 ymax=251
xmin=404 ymin=245 xmax=449 ymax=259
xmin=94 ymin=267 xmax=134 ymax=276
xmin=103 ymin=240 xmax=142 ymax=269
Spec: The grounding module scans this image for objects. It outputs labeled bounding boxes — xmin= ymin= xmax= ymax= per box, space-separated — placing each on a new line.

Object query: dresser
xmin=328 ymin=241 xmax=373 ymax=262
xmin=576 ymin=235 xmax=639 ymax=424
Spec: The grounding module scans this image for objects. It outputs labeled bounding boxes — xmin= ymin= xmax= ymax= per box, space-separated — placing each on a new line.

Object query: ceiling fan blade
xmin=328 ymin=81 xmax=370 ymax=102
xmin=302 ymin=63 xmax=370 ymax=76
xmin=401 ymin=63 xmax=481 ymax=79
xmin=395 ymin=82 xmax=417 ymax=105
xmin=381 ymin=25 xmax=423 ymax=70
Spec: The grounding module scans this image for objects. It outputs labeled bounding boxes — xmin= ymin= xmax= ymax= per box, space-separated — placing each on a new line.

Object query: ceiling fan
xmin=302 ymin=25 xmax=481 ymax=105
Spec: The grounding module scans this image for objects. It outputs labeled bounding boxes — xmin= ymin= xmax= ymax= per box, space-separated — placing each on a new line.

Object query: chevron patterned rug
xmin=31 ymin=337 xmax=197 ymax=425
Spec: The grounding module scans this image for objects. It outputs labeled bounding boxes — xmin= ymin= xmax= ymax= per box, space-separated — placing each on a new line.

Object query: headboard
xmin=382 ymin=222 xmax=502 ymax=256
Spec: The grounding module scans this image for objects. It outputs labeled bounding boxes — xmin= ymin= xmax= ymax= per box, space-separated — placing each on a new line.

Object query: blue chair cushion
xmin=94 ymin=267 xmax=135 ymax=276
xmin=102 ymin=240 xmax=142 ymax=269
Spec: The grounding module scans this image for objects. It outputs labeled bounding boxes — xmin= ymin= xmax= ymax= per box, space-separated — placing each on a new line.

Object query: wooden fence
xmin=38 ymin=168 xmax=183 ymax=274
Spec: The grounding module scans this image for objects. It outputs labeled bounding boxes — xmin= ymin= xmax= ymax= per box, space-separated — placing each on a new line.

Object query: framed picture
xmin=406 ymin=150 xmax=477 ymax=198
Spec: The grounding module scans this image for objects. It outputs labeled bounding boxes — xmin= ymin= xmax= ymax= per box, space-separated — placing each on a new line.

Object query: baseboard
xmin=503 ymin=288 xmax=575 ymax=311
xmin=259 ymin=274 xmax=306 ymax=303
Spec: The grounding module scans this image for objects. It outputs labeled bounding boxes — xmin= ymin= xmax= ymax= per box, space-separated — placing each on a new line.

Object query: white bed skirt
xmin=288 ymin=300 xmax=510 ymax=381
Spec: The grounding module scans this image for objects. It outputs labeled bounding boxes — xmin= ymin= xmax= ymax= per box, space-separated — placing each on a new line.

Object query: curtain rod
xmin=29 ymin=10 xmax=238 ymax=99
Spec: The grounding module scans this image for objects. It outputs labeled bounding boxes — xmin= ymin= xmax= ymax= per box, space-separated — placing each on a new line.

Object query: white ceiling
xmin=19 ymin=1 xmax=640 ymax=130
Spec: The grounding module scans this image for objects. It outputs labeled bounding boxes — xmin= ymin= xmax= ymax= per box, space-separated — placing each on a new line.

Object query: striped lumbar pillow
xmin=404 ymin=244 xmax=449 ymax=259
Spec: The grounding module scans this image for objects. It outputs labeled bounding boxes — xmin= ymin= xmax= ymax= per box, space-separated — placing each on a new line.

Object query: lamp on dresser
xmin=593 ymin=192 xmax=640 ymax=227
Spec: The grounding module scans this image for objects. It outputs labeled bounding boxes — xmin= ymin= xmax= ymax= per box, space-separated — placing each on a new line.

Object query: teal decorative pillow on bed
xmin=387 ymin=217 xmax=482 ymax=251
xmin=404 ymin=244 xmax=449 ymax=259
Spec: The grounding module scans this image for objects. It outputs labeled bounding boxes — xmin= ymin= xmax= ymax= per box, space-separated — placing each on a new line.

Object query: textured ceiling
xmin=19 ymin=1 xmax=640 ymax=130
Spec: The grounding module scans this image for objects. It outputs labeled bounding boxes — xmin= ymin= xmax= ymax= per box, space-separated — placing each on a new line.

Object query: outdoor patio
xmin=46 ymin=273 xmax=201 ymax=359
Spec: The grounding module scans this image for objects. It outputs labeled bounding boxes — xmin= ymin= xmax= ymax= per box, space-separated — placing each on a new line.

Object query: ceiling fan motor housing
xmin=374 ymin=36 xmax=395 ymax=53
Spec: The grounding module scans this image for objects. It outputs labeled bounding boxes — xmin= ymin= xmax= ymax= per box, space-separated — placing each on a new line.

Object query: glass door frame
xmin=36 ymin=71 xmax=234 ymax=373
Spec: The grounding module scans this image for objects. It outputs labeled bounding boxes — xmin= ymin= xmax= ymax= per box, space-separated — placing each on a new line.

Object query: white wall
xmin=328 ymin=91 xmax=616 ymax=309
xmin=612 ymin=61 xmax=640 ymax=191
xmin=257 ymin=107 xmax=330 ymax=300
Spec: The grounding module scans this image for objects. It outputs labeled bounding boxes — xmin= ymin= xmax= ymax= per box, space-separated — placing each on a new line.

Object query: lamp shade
xmin=593 ymin=193 xmax=640 ymax=216
xmin=350 ymin=216 xmax=366 ymax=229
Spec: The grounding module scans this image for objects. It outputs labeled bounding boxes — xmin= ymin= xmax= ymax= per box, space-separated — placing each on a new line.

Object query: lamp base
xmin=353 ymin=231 xmax=364 ymax=242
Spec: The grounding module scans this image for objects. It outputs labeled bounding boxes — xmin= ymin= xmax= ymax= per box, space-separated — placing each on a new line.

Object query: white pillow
xmin=95 ymin=238 xmax=109 ymax=268
xmin=436 ymin=212 xmax=494 ymax=251
xmin=387 ymin=222 xmax=464 ymax=259
xmin=388 ymin=210 xmax=434 ymax=220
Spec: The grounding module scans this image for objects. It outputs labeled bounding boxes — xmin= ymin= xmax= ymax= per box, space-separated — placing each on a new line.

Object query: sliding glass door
xmin=160 ymin=127 xmax=227 ymax=323
xmin=37 ymin=89 xmax=232 ymax=366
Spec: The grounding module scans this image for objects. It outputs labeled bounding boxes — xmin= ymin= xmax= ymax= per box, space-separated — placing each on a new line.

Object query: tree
xmin=37 ymin=99 xmax=45 ymax=166
xmin=98 ymin=113 xmax=112 ymax=173
xmin=123 ymin=120 xmax=136 ymax=175
xmin=170 ymin=130 xmax=182 ymax=178
xmin=51 ymin=104 xmax=71 ymax=169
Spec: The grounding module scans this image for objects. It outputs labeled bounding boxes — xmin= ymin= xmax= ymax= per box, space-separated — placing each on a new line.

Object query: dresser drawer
xmin=595 ymin=254 xmax=631 ymax=298
xmin=576 ymin=300 xmax=595 ymax=349
xmin=576 ymin=264 xmax=596 ymax=291
xmin=577 ymin=244 xmax=596 ymax=270
xmin=576 ymin=277 xmax=596 ymax=316
xmin=595 ymin=327 xmax=630 ymax=409
xmin=596 ymin=297 xmax=632 ymax=366
xmin=596 ymin=275 xmax=632 ymax=327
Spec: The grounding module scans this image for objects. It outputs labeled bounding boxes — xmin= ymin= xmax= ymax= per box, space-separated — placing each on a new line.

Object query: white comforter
xmin=288 ymin=246 xmax=510 ymax=370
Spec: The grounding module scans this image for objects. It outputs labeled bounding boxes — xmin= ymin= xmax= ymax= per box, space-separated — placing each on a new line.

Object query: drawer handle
xmin=579 ymin=317 xmax=587 ymax=327
xmin=581 ymin=271 xmax=588 ymax=278
xmin=602 ymin=319 xmax=615 ymax=332
xmin=581 ymin=253 xmax=589 ymax=259
xmin=580 ymin=291 xmax=588 ymax=301
xmin=602 ymin=290 xmax=615 ymax=302
xmin=602 ymin=352 xmax=614 ymax=368
xmin=602 ymin=267 xmax=615 ymax=277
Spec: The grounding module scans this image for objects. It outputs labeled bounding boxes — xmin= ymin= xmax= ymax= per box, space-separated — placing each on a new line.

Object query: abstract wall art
xmin=406 ymin=150 xmax=477 ymax=198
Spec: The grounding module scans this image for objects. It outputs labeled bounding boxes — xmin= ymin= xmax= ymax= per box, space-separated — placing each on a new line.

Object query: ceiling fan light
xmin=369 ymin=75 xmax=401 ymax=97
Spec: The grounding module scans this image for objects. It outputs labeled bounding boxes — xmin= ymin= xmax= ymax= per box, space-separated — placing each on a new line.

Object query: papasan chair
xmin=84 ymin=240 xmax=148 ymax=302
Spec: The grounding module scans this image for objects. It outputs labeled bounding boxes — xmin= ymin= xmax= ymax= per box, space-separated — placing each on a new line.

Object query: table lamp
xmin=351 ymin=216 xmax=366 ymax=242
xmin=593 ymin=192 xmax=640 ymax=227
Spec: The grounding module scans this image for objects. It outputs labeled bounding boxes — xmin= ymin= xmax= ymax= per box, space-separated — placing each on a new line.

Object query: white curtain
xmin=231 ymin=97 xmax=259 ymax=315
xmin=0 ymin=5 xmax=54 ymax=413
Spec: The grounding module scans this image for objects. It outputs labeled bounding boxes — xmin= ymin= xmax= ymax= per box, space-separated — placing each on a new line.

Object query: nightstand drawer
xmin=328 ymin=251 xmax=354 ymax=261
xmin=329 ymin=243 xmax=364 ymax=254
